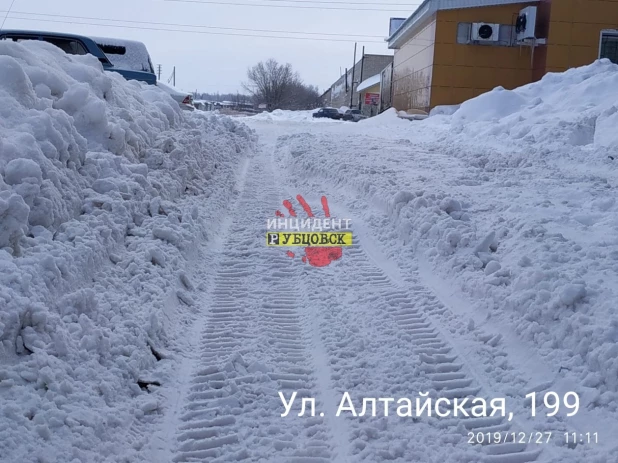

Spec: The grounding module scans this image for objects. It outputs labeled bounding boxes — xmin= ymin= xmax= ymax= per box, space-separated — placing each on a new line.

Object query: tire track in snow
xmin=172 ymin=136 xmax=553 ymax=462
xmin=172 ymin=158 xmax=340 ymax=462
xmin=140 ymin=155 xmax=253 ymax=463
xmin=300 ymin=236 xmax=546 ymax=462
xmin=266 ymin=135 xmax=555 ymax=461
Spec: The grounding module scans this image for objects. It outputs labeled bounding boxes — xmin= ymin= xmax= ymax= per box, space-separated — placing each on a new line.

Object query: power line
xmin=4 ymin=15 xmax=387 ymax=42
xmin=3 ymin=10 xmax=387 ymax=38
xmin=0 ymin=0 xmax=17 ymax=30
xmin=163 ymin=0 xmax=413 ymax=11
xmin=0 ymin=10 xmax=434 ymax=44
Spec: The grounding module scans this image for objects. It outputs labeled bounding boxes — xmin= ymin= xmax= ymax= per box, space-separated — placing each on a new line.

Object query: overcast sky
xmin=0 ymin=0 xmax=421 ymax=94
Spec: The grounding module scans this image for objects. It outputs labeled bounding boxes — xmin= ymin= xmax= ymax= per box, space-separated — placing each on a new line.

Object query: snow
xmin=246 ymin=109 xmax=338 ymax=123
xmin=359 ymin=107 xmax=410 ymax=127
xmin=356 ymin=73 xmax=381 ymax=92
xmin=155 ymin=81 xmax=189 ymax=98
xmin=238 ymin=58 xmax=618 ymax=461
xmin=429 ymin=104 xmax=460 ymax=116
xmin=432 ymin=59 xmax=618 ymax=152
xmin=91 ymin=36 xmax=154 ymax=74
xmin=452 ymin=85 xmax=528 ymax=122
xmin=0 ymin=39 xmax=255 ymax=462
xmin=4 ymin=35 xmax=618 ymax=462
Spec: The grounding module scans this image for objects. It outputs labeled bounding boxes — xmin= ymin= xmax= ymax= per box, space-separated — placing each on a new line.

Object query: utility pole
xmin=173 ymin=66 xmax=176 ymax=87
xmin=157 ymin=64 xmax=162 ymax=80
xmin=358 ymin=46 xmax=365 ymax=110
xmin=349 ymin=42 xmax=357 ymax=108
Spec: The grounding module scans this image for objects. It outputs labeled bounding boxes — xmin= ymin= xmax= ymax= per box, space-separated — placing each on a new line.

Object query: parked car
xmin=91 ymin=36 xmax=155 ymax=74
xmin=156 ymin=81 xmax=195 ymax=111
xmin=342 ymin=109 xmax=368 ymax=122
xmin=313 ymin=108 xmax=342 ymax=120
xmin=0 ymin=30 xmax=157 ymax=85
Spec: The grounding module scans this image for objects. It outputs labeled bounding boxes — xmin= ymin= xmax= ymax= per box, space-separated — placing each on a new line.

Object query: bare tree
xmin=198 ymin=92 xmax=251 ymax=103
xmin=243 ymin=59 xmax=300 ymax=110
xmin=281 ymin=82 xmax=321 ymax=110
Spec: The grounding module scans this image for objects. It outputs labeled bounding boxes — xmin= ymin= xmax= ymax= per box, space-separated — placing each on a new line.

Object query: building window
xmin=600 ymin=31 xmax=618 ymax=64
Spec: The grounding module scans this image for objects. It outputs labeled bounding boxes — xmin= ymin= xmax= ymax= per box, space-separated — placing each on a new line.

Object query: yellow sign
xmin=266 ymin=232 xmax=353 ymax=247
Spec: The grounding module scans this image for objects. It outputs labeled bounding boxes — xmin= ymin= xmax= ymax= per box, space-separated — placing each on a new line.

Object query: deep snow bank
xmin=0 ymin=40 xmax=255 ymax=462
xmin=427 ymin=58 xmax=618 ymax=154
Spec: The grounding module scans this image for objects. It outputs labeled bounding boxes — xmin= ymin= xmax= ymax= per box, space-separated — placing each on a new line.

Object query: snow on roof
xmin=91 ymin=36 xmax=154 ymax=73
xmin=357 ymin=74 xmax=381 ymax=92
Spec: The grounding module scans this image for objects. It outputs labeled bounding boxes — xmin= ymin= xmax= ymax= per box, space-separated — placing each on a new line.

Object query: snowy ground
xmin=2 ymin=41 xmax=618 ymax=463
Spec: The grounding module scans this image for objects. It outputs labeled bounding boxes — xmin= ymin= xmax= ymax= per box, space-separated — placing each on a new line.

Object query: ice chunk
xmin=559 ymin=283 xmax=587 ymax=306
xmin=4 ymin=158 xmax=43 ymax=185
xmin=484 ymin=261 xmax=501 ymax=275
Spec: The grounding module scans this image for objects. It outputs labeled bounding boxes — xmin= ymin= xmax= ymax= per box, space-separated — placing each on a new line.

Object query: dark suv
xmin=0 ymin=30 xmax=157 ymax=85
xmin=313 ymin=108 xmax=342 ymax=120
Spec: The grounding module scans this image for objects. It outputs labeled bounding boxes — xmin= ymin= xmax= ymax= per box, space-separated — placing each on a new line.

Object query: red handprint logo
xmin=275 ymin=195 xmax=343 ymax=268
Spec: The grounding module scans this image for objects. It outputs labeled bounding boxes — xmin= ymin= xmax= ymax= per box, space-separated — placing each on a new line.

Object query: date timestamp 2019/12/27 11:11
xmin=467 ymin=432 xmax=599 ymax=445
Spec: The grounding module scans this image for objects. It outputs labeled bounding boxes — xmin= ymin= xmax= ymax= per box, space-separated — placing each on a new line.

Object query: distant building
xmin=319 ymin=88 xmax=332 ymax=107
xmin=355 ymin=74 xmax=381 ymax=116
xmin=324 ymin=54 xmax=393 ymax=110
xmin=384 ymin=0 xmax=618 ymax=113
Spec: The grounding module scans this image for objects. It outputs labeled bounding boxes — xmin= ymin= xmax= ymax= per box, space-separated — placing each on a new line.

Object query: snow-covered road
xmin=3 ymin=43 xmax=617 ymax=462
xmin=141 ymin=116 xmax=618 ymax=463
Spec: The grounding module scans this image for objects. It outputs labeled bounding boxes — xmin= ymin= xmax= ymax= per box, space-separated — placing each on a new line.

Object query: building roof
xmin=387 ymin=0 xmax=539 ymax=49
xmin=357 ymin=74 xmax=381 ymax=92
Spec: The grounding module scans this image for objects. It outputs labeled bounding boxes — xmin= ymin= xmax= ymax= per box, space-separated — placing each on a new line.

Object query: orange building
xmin=385 ymin=0 xmax=618 ymax=113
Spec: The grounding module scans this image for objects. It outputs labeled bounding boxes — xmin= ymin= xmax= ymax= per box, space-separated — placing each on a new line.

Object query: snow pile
xmin=429 ymin=59 xmax=618 ymax=152
xmin=358 ymin=107 xmax=410 ymax=127
xmin=452 ymin=86 xmax=528 ymax=122
xmin=429 ymin=105 xmax=460 ymax=116
xmin=0 ymin=40 xmax=255 ymax=462
xmin=156 ymin=81 xmax=189 ymax=99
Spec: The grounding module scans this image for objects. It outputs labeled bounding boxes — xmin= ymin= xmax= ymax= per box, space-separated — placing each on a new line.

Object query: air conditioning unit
xmin=516 ymin=6 xmax=537 ymax=41
xmin=471 ymin=23 xmax=500 ymax=42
